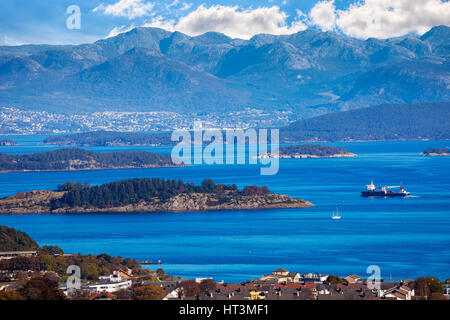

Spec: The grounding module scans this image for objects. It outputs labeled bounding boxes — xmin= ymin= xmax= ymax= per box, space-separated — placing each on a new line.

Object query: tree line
xmin=277 ymin=144 xmax=352 ymax=156
xmin=50 ymin=178 xmax=271 ymax=209
xmin=281 ymin=102 xmax=450 ymax=142
xmin=422 ymin=147 xmax=449 ymax=155
xmin=0 ymin=148 xmax=177 ymax=171
xmin=44 ymin=131 xmax=174 ymax=146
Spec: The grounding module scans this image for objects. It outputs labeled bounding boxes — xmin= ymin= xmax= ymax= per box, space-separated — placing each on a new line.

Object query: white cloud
xmin=309 ymin=0 xmax=450 ymax=39
xmin=143 ymin=5 xmax=307 ymax=39
xmin=103 ymin=1 xmax=450 ymax=41
xmin=180 ymin=2 xmax=192 ymax=11
xmin=309 ymin=0 xmax=337 ymax=32
xmin=94 ymin=0 xmax=154 ymax=19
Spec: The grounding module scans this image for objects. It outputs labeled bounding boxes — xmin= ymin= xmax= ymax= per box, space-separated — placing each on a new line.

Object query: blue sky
xmin=0 ymin=0 xmax=449 ymax=45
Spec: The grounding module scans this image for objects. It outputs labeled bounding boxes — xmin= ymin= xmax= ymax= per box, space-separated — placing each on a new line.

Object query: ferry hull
xmin=361 ymin=191 xmax=410 ymax=197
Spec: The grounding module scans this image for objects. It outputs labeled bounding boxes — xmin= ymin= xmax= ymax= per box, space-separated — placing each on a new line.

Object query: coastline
xmin=0 ymin=164 xmax=185 ymax=174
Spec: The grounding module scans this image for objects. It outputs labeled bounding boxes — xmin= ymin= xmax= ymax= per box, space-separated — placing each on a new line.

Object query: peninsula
xmin=258 ymin=144 xmax=356 ymax=159
xmin=0 ymin=148 xmax=183 ymax=173
xmin=420 ymin=147 xmax=450 ymax=157
xmin=0 ymin=178 xmax=313 ymax=214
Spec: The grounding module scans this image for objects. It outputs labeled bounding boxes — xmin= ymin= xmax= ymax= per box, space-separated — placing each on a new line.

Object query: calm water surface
xmin=0 ymin=136 xmax=449 ymax=282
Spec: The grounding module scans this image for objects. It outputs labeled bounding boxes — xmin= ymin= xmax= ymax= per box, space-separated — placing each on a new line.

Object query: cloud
xmin=180 ymin=2 xmax=192 ymax=11
xmin=309 ymin=0 xmax=337 ymax=32
xmin=309 ymin=0 xmax=450 ymax=39
xmin=94 ymin=0 xmax=154 ymax=19
xmin=103 ymin=1 xmax=449 ymax=41
xmin=142 ymin=5 xmax=307 ymax=39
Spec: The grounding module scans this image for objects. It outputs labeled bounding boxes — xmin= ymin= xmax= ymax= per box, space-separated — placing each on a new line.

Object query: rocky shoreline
xmin=420 ymin=152 xmax=450 ymax=157
xmin=0 ymin=190 xmax=314 ymax=214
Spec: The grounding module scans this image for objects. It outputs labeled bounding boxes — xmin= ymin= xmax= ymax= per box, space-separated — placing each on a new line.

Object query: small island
xmin=0 ymin=178 xmax=314 ymax=214
xmin=420 ymin=147 xmax=450 ymax=157
xmin=258 ymin=144 xmax=357 ymax=159
xmin=0 ymin=148 xmax=183 ymax=173
xmin=0 ymin=139 xmax=18 ymax=146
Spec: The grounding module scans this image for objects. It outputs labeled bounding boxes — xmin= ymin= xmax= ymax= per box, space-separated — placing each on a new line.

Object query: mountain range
xmin=0 ymin=26 xmax=449 ymax=116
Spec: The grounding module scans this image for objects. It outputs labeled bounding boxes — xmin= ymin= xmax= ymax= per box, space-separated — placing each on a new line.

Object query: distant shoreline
xmin=1 ymin=132 xmax=449 ymax=144
xmin=0 ymin=164 xmax=184 ymax=174
xmin=0 ymin=148 xmax=183 ymax=173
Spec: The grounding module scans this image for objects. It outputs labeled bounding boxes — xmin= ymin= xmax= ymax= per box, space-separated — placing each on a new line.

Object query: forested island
xmin=258 ymin=144 xmax=356 ymax=159
xmin=420 ymin=147 xmax=450 ymax=156
xmin=281 ymin=102 xmax=450 ymax=142
xmin=0 ymin=178 xmax=313 ymax=214
xmin=0 ymin=139 xmax=18 ymax=146
xmin=0 ymin=148 xmax=182 ymax=173
xmin=44 ymin=131 xmax=174 ymax=146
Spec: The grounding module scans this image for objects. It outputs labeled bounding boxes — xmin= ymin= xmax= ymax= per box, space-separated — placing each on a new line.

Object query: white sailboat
xmin=332 ymin=207 xmax=341 ymax=220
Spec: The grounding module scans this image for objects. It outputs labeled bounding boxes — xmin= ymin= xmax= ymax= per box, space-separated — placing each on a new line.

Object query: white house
xmin=444 ymin=284 xmax=450 ymax=297
xmin=87 ymin=274 xmax=132 ymax=293
xmin=380 ymin=285 xmax=414 ymax=300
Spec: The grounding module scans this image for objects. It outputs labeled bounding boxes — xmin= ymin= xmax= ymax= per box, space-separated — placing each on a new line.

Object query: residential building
xmin=345 ymin=274 xmax=361 ymax=284
xmin=0 ymin=251 xmax=37 ymax=260
xmin=380 ymin=284 xmax=415 ymax=300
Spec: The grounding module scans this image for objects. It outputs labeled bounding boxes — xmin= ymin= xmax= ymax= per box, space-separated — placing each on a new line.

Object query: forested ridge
xmin=281 ymin=102 xmax=450 ymax=142
xmin=276 ymin=144 xmax=353 ymax=156
xmin=0 ymin=226 xmax=39 ymax=251
xmin=422 ymin=147 xmax=449 ymax=155
xmin=0 ymin=148 xmax=180 ymax=171
xmin=44 ymin=131 xmax=174 ymax=146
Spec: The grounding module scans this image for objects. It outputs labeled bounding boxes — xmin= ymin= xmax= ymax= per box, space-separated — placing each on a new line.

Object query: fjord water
xmin=0 ymin=137 xmax=449 ymax=282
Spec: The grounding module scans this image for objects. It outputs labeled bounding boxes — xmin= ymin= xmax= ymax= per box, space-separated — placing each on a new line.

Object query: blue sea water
xmin=0 ymin=136 xmax=449 ymax=282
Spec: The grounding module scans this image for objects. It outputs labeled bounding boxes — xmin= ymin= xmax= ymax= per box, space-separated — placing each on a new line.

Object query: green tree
xmin=4 ymin=256 xmax=40 ymax=272
xmin=426 ymin=277 xmax=444 ymax=294
xmin=133 ymin=285 xmax=166 ymax=300
xmin=0 ymin=226 xmax=39 ymax=251
xmin=326 ymin=275 xmax=346 ymax=284
xmin=414 ymin=277 xmax=431 ymax=299
xmin=18 ymin=277 xmax=66 ymax=300
xmin=38 ymin=254 xmax=55 ymax=271
xmin=156 ymin=268 xmax=165 ymax=278
xmin=429 ymin=292 xmax=447 ymax=300
xmin=0 ymin=290 xmax=24 ymax=300
xmin=80 ymin=262 xmax=100 ymax=280
xmin=39 ymin=245 xmax=64 ymax=255
xmin=114 ymin=289 xmax=132 ymax=300
xmin=198 ymin=279 xmax=216 ymax=294
xmin=177 ymin=280 xmax=199 ymax=298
